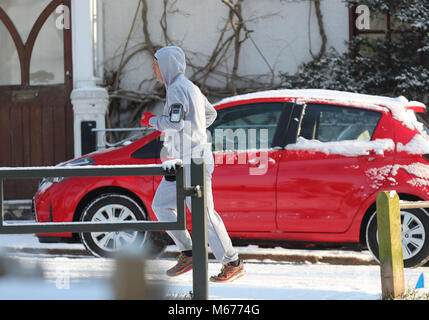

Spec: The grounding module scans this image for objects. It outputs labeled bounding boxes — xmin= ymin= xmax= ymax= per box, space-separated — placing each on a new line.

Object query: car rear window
xmin=416 ymin=113 xmax=429 ymax=135
xmin=299 ymin=104 xmax=382 ymax=142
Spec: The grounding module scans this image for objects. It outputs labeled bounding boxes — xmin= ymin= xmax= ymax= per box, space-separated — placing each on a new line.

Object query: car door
xmin=208 ymin=101 xmax=292 ymax=232
xmin=276 ymin=102 xmax=390 ymax=233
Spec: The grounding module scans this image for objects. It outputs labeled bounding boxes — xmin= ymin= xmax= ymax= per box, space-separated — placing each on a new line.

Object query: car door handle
xmin=268 ymin=157 xmax=276 ymax=167
xmin=248 ymin=157 xmax=276 ymax=168
xmin=247 ymin=158 xmax=259 ymax=167
xmin=367 ymin=156 xmax=383 ymax=161
xmin=359 ymin=152 xmax=384 ymax=161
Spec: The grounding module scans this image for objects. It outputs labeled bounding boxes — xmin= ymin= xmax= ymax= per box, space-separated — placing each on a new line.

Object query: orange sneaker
xmin=209 ymin=259 xmax=245 ymax=283
xmin=166 ymin=253 xmax=193 ymax=277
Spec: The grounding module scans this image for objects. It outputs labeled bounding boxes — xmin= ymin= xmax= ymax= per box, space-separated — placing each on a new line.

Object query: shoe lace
xmin=175 ymin=253 xmax=190 ymax=268
xmin=177 ymin=253 xmax=185 ymax=261
xmin=216 ymin=264 xmax=232 ymax=278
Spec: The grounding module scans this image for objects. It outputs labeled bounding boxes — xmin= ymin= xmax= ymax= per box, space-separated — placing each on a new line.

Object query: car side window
xmin=208 ymin=102 xmax=284 ymax=152
xmin=299 ymin=104 xmax=382 ymax=142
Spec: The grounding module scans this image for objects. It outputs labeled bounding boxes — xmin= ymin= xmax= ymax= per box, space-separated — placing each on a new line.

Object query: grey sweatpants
xmin=152 ymin=162 xmax=238 ymax=265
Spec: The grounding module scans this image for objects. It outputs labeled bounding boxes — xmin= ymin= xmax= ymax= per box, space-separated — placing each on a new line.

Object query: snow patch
xmin=407 ymin=178 xmax=429 ymax=187
xmin=1 ymin=235 xmax=427 ymax=300
xmin=216 ymin=89 xmax=417 ymax=110
xmin=398 ymin=134 xmax=429 ymax=154
xmin=162 ymin=159 xmax=183 ymax=171
xmin=387 ymin=177 xmax=398 ymax=186
xmin=381 ymin=162 xmax=429 ymax=188
xmin=285 ymin=137 xmax=395 ymax=157
xmin=365 ymin=165 xmax=393 ymax=189
xmin=397 ymin=163 xmax=429 ymax=179
xmin=389 ymin=107 xmax=419 ymax=131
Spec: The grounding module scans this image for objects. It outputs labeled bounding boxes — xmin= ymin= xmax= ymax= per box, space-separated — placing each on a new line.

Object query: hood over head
xmin=154 ymin=46 xmax=186 ymax=87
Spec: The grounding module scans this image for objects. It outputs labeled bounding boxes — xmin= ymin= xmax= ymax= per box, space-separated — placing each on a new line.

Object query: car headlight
xmin=39 ymin=157 xmax=95 ymax=186
xmin=65 ymin=157 xmax=95 ymax=167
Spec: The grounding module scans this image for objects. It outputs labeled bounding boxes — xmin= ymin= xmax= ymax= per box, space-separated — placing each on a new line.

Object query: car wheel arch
xmin=73 ymin=186 xmax=172 ymax=257
xmin=72 ymin=186 xmax=149 ymax=223
xmin=359 ymin=193 xmax=425 ymax=247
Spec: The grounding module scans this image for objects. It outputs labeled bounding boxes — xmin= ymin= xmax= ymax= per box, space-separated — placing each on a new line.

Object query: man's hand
xmin=140 ymin=112 xmax=155 ymax=127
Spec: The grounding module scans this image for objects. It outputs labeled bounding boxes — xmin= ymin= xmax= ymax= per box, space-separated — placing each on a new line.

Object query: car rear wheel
xmin=79 ymin=193 xmax=168 ymax=258
xmin=366 ymin=208 xmax=429 ymax=268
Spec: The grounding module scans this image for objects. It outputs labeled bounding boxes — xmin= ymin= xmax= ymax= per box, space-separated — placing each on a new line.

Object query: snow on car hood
xmin=285 ymin=137 xmax=395 ymax=157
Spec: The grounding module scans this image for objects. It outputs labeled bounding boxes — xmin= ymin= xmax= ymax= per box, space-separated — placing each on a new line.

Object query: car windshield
xmin=105 ymin=128 xmax=155 ymax=148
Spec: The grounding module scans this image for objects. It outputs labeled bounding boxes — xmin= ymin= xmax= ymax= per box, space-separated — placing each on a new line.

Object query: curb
xmin=160 ymin=251 xmax=378 ymax=266
xmin=6 ymin=247 xmax=378 ymax=266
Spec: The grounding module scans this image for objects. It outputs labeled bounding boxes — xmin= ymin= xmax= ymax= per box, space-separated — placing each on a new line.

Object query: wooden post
xmin=376 ymin=191 xmax=405 ymax=299
xmin=113 ymin=254 xmax=148 ymax=300
xmin=112 ymin=250 xmax=164 ymax=300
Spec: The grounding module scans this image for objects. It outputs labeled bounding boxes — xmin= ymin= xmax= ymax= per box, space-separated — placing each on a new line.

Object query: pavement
xmin=6 ymin=246 xmax=379 ymax=265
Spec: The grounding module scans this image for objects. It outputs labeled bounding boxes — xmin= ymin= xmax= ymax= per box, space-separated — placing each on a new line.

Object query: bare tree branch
xmin=103 ymin=0 xmax=327 ymax=143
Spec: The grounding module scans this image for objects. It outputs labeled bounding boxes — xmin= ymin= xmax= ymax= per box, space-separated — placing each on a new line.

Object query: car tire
xmin=366 ymin=208 xmax=429 ymax=268
xmin=79 ymin=193 xmax=169 ymax=258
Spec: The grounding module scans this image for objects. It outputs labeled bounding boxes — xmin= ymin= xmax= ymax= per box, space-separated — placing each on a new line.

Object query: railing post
xmin=376 ymin=191 xmax=405 ymax=299
xmin=175 ymin=165 xmax=187 ymax=230
xmin=191 ymin=159 xmax=208 ymax=300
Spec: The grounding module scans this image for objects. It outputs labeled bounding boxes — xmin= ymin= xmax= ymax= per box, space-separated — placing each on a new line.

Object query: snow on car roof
xmin=216 ymin=88 xmax=424 ymax=109
xmin=216 ymin=88 xmax=426 ymax=130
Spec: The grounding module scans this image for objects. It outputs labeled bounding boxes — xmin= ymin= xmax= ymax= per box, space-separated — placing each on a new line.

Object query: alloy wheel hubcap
xmin=90 ymin=204 xmax=139 ymax=252
xmin=401 ymin=212 xmax=425 ymax=260
xmin=375 ymin=211 xmax=426 ymax=260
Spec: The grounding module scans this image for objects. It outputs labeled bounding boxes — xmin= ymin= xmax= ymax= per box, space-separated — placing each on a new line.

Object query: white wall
xmin=101 ymin=0 xmax=349 ymax=104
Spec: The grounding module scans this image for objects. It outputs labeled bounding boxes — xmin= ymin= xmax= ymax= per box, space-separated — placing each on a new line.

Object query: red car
xmin=34 ymin=89 xmax=429 ymax=267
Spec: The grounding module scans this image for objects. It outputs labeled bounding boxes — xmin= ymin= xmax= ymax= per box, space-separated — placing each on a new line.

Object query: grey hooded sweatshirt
xmin=149 ymin=46 xmax=217 ymax=163
xmin=149 ymin=47 xmax=239 ymax=265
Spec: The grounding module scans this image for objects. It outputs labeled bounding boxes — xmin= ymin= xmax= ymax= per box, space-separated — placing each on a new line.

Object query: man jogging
xmin=140 ymin=46 xmax=245 ymax=283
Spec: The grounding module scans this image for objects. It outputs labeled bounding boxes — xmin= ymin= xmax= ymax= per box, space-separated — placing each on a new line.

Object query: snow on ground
xmin=0 ymin=252 xmax=426 ymax=300
xmin=0 ymin=233 xmax=85 ymax=251
xmin=0 ymin=234 xmax=427 ymax=300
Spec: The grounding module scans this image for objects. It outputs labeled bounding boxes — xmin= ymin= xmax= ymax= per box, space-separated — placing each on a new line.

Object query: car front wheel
xmin=79 ymin=193 xmax=168 ymax=258
xmin=366 ymin=208 xmax=429 ymax=268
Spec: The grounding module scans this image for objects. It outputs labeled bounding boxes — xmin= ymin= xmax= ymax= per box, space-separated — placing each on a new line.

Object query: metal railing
xmin=0 ymin=160 xmax=209 ymax=300
xmin=91 ymin=127 xmax=154 ymax=149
